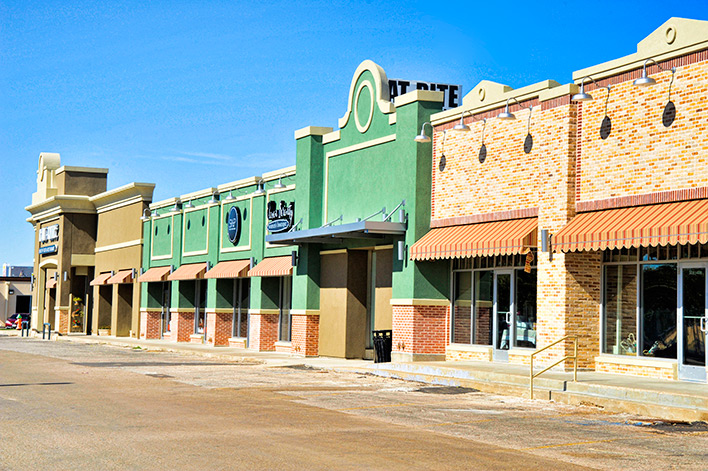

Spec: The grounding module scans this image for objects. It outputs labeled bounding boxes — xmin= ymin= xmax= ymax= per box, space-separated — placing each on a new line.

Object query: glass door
xmin=161 ymin=282 xmax=171 ymax=338
xmin=493 ymin=271 xmax=514 ymax=361
xmin=678 ymin=263 xmax=708 ymax=382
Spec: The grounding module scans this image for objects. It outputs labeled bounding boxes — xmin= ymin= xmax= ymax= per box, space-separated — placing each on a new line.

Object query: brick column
xmin=139 ymin=310 xmax=161 ymax=340
xmin=248 ymin=312 xmax=278 ymax=351
xmin=205 ymin=311 xmax=232 ymax=346
xmin=56 ymin=309 xmax=70 ymax=334
xmin=291 ymin=314 xmax=319 ymax=357
xmin=172 ymin=311 xmax=194 ymax=343
xmin=392 ymin=304 xmax=449 ymax=362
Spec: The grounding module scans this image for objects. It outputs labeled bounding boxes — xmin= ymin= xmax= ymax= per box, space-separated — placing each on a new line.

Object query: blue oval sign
xmin=267 ymin=219 xmax=290 ymax=233
xmin=227 ymin=206 xmax=241 ymax=244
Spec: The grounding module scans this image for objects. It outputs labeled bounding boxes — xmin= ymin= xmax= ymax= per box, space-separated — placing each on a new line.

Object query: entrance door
xmin=493 ymin=271 xmax=514 ymax=361
xmin=678 ymin=263 xmax=708 ymax=382
xmin=160 ymin=282 xmax=171 ymax=338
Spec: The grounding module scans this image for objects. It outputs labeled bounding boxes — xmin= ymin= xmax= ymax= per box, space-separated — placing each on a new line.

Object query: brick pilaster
xmin=205 ymin=312 xmax=232 ymax=346
xmin=173 ymin=311 xmax=195 ymax=343
xmin=392 ymin=304 xmax=449 ymax=361
xmin=291 ymin=314 xmax=319 ymax=357
xmin=248 ymin=313 xmax=278 ymax=351
xmin=56 ymin=309 xmax=70 ymax=334
xmin=139 ymin=310 xmax=161 ymax=340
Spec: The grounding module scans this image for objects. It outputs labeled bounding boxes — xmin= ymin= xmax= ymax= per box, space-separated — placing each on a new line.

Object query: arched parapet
xmin=337 ymin=60 xmax=395 ymax=133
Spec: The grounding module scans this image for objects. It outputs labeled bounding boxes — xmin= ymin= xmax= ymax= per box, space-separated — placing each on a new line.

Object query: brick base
xmin=446 ymin=347 xmax=492 ymax=362
xmin=595 ymin=357 xmax=677 ymax=380
xmin=248 ymin=313 xmax=278 ymax=351
xmin=291 ymin=314 xmax=319 ymax=356
xmin=392 ymin=304 xmax=449 ymax=359
xmin=206 ymin=312 xmax=232 ymax=346
xmin=275 ymin=342 xmax=293 ymax=353
xmin=139 ymin=311 xmax=161 ymax=340
xmin=56 ymin=309 xmax=70 ymax=335
xmin=173 ymin=311 xmax=195 ymax=343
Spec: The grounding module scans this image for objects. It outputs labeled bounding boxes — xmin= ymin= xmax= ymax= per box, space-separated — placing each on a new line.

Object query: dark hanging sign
xmin=39 ymin=245 xmax=58 ymax=255
xmin=227 ymin=206 xmax=242 ymax=244
xmin=389 ymin=79 xmax=462 ymax=110
xmin=267 ymin=201 xmax=295 ymax=234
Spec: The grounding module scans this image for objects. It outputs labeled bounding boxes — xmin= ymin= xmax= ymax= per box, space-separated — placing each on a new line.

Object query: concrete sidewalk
xmin=15 ymin=331 xmax=708 ymax=422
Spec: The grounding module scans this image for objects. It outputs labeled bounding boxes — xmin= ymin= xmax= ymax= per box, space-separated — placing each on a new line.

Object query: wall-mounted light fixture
xmin=633 ymin=58 xmax=676 ymax=87
xmin=208 ymin=191 xmax=219 ymax=205
xmin=397 ymin=240 xmax=406 ymax=262
xmin=496 ymin=97 xmax=531 ymax=121
xmin=541 ymin=229 xmax=550 ymax=252
xmin=151 ymin=210 xmax=159 ymax=218
xmin=291 ymin=250 xmax=298 ymax=268
xmin=572 ymin=76 xmax=611 ymax=102
xmin=183 ymin=199 xmax=195 ymax=209
xmin=273 ymin=176 xmax=286 ymax=190
xmin=169 ymin=200 xmax=182 ymax=213
xmin=140 ymin=208 xmax=152 ymax=221
xmin=252 ymin=180 xmax=266 ymax=196
xmin=63 ymin=271 xmax=68 ymax=281
xmin=223 ymin=190 xmax=236 ymax=202
xmin=413 ymin=122 xmax=433 ymax=143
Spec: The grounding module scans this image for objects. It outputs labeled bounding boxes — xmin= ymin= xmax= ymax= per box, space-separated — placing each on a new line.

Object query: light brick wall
xmin=228 ymin=337 xmax=247 ymax=348
xmin=291 ymin=314 xmax=319 ymax=357
xmin=446 ymin=349 xmax=490 ymax=362
xmin=248 ymin=313 xmax=278 ymax=351
xmin=577 ymin=54 xmax=708 ymax=206
xmin=275 ymin=342 xmax=292 ymax=353
xmin=392 ymin=305 xmax=449 ymax=356
xmin=139 ymin=310 xmax=161 ymax=340
xmin=205 ymin=312 xmax=232 ymax=346
xmin=596 ymin=360 xmax=676 ymax=380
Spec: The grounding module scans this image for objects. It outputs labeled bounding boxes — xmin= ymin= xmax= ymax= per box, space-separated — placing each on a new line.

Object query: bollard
xmin=21 ymin=321 xmax=30 ymax=337
xmin=43 ymin=323 xmax=51 ymax=340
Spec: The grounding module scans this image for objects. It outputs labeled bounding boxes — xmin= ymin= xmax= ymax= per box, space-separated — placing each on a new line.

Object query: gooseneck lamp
xmin=414 ymin=122 xmax=433 ymax=143
xmin=633 ymin=58 xmax=676 ymax=87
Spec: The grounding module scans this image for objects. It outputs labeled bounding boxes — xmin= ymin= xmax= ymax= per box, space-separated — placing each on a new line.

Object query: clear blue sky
xmin=1 ymin=1 xmax=707 ymax=266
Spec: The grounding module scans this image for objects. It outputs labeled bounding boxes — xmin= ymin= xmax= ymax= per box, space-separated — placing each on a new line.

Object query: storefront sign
xmin=267 ymin=200 xmax=295 ymax=233
xmin=39 ymin=244 xmax=58 ymax=255
xmin=39 ymin=224 xmax=59 ymax=244
xmin=226 ymin=206 xmax=242 ymax=244
xmin=389 ymin=79 xmax=462 ymax=110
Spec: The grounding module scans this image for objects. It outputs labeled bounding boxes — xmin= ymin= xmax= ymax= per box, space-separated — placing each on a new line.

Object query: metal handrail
xmin=530 ymin=335 xmax=578 ymax=399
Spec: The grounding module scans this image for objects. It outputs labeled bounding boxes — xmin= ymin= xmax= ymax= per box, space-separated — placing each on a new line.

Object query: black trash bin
xmin=372 ymin=330 xmax=392 ymax=363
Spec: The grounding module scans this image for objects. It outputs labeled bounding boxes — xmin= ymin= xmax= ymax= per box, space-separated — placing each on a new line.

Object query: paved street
xmin=1 ymin=337 xmax=707 ymax=470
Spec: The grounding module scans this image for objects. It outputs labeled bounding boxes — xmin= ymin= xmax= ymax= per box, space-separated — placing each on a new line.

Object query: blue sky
xmin=1 ymin=1 xmax=707 ymax=265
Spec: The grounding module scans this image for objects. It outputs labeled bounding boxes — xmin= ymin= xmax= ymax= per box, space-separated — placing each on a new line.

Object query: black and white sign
xmin=389 ymin=80 xmax=462 ymax=110
xmin=39 ymin=224 xmax=59 ymax=244
xmin=227 ymin=206 xmax=242 ymax=244
xmin=267 ymin=200 xmax=294 ymax=234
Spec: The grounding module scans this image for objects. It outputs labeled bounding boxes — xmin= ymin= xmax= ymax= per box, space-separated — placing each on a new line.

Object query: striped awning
xmin=107 ymin=269 xmax=134 ymax=284
xmin=554 ymin=199 xmax=708 ymax=252
xmin=167 ymin=263 xmax=207 ymax=281
xmin=247 ymin=256 xmax=293 ymax=277
xmin=410 ymin=218 xmax=538 ymax=261
xmin=205 ymin=259 xmax=250 ymax=279
xmin=46 ymin=279 xmax=57 ymax=289
xmin=138 ymin=266 xmax=172 ymax=283
xmin=90 ymin=272 xmax=112 ymax=286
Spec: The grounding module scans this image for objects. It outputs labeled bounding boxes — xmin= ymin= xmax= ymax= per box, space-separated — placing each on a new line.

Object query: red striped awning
xmin=410 ymin=218 xmax=537 ymax=261
xmin=205 ymin=259 xmax=250 ymax=279
xmin=107 ymin=269 xmax=134 ymax=284
xmin=90 ymin=272 xmax=112 ymax=286
xmin=167 ymin=263 xmax=207 ymax=281
xmin=247 ymin=256 xmax=293 ymax=277
xmin=554 ymin=199 xmax=708 ymax=252
xmin=138 ymin=266 xmax=172 ymax=283
xmin=46 ymin=279 xmax=57 ymax=289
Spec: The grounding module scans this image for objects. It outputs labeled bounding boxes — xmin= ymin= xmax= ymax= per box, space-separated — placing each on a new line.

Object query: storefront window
xmin=195 ymin=280 xmax=207 ymax=335
xmin=278 ymin=277 xmax=292 ymax=342
xmin=641 ymin=264 xmax=677 ymax=359
xmin=473 ymin=271 xmax=493 ymax=345
xmin=232 ymin=279 xmax=250 ymax=338
xmin=515 ymin=269 xmax=537 ymax=348
xmin=603 ymin=265 xmax=638 ymax=355
xmin=452 ymin=272 xmax=472 ymax=344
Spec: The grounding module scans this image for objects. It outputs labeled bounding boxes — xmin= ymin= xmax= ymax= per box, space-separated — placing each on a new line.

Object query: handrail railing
xmin=530 ymin=335 xmax=577 ymax=399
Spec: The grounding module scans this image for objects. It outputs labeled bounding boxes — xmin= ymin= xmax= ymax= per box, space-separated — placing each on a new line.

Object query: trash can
xmin=372 ymin=330 xmax=392 ymax=363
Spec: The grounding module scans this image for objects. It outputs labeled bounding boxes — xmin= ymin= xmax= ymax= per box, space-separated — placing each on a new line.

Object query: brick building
xmin=410 ymin=17 xmax=708 ymax=382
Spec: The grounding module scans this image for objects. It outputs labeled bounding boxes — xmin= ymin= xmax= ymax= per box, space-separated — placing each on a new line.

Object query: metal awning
xmin=265 ymin=221 xmax=406 ymax=245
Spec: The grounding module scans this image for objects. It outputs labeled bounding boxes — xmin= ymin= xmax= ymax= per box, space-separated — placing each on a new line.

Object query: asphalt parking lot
xmin=1 ymin=336 xmax=707 ymax=470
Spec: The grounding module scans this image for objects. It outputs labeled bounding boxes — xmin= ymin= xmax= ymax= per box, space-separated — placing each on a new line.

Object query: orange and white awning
xmin=138 ymin=266 xmax=172 ymax=283
xmin=107 ymin=269 xmax=134 ymax=284
xmin=205 ymin=259 xmax=251 ymax=279
xmin=247 ymin=256 xmax=293 ymax=277
xmin=554 ymin=199 xmax=708 ymax=252
xmin=167 ymin=263 xmax=207 ymax=281
xmin=90 ymin=272 xmax=112 ymax=286
xmin=410 ymin=218 xmax=537 ymax=261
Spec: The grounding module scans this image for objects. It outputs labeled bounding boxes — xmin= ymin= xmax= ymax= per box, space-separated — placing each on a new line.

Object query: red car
xmin=5 ymin=313 xmax=30 ymax=329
